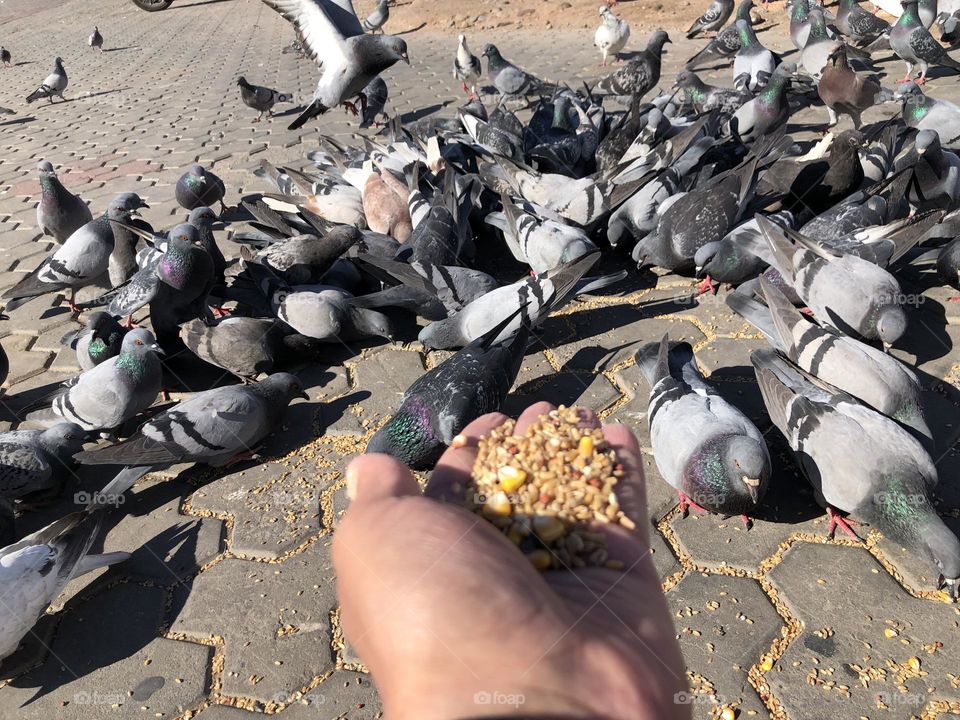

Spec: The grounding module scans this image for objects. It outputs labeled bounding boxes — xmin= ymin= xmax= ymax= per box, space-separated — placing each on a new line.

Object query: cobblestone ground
xmin=1 ymin=1 xmax=959 ymax=719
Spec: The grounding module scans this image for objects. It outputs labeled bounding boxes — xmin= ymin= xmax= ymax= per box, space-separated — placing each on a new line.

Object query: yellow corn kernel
xmin=527 ymin=549 xmax=552 ymax=571
xmin=497 ymin=466 xmax=527 ymax=493
xmin=721 ymin=707 xmax=736 ymax=720
xmin=884 ymin=628 xmax=898 ymax=639
xmin=533 ymin=515 xmax=565 ymax=543
xmin=759 ymin=657 xmax=774 ymax=672
xmin=482 ymin=491 xmax=512 ymax=516
xmin=578 ymin=436 xmax=594 ymax=457
xmin=907 ymin=656 xmax=921 ymax=671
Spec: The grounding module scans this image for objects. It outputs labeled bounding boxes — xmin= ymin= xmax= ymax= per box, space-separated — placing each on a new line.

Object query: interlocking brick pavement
xmin=1 ymin=0 xmax=960 ymax=718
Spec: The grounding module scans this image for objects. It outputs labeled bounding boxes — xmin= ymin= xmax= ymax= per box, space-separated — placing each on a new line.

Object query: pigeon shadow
xmin=891 ymin=297 xmax=953 ymax=368
xmin=317 ymin=390 xmax=371 ymax=434
xmin=12 ymin=61 xmax=33 ymax=67
xmin=399 ymin=101 xmax=453 ymax=125
xmin=101 ymin=46 xmax=140 ymax=53
xmin=272 ymin=105 xmax=307 ymax=119
xmin=167 ymin=0 xmax=234 ymax=8
xmin=393 ymin=22 xmax=427 ymax=36
xmin=0 ymin=116 xmax=34 ymax=127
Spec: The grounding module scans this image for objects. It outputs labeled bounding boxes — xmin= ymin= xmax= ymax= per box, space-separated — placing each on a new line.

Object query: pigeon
xmin=695 ymin=210 xmax=795 ymax=285
xmin=0 ymin=510 xmax=129 ymax=661
xmin=75 ymin=373 xmax=309 ymax=498
xmin=889 ymin=0 xmax=960 ymax=84
xmin=237 ymin=76 xmax=293 ymax=121
xmin=752 ymin=349 xmax=959 ymax=598
xmin=25 ymin=329 xmax=163 ymax=432
xmin=0 ymin=424 xmax=86 ymax=503
xmin=361 ymin=0 xmax=389 ymax=33
xmin=35 ymin=160 xmax=93 ymax=244
xmin=176 ymin=164 xmax=228 ymax=214
xmin=917 ymin=0 xmax=939 ymax=29
xmin=418 ymin=251 xmax=624 ymax=350
xmin=594 ymin=31 xmax=671 ymax=104
xmin=800 ymin=6 xmax=868 ymax=78
xmin=88 ymin=26 xmax=103 ymax=52
xmin=485 ymin=193 xmax=598 ymax=274
xmin=757 ymin=216 xmax=909 ymax=346
xmin=0 ymin=339 xmax=7 ymax=389
xmin=482 ymin=44 xmax=552 ymax=101
xmin=936 ymin=234 xmax=960 ymax=298
xmin=256 ymin=159 xmax=365 ymax=226
xmin=595 ymin=5 xmax=631 ymax=67
xmin=181 ymin=317 xmax=314 ymax=381
xmin=2 ymin=193 xmax=149 ymax=313
xmin=686 ymin=0 xmax=754 ymax=69
xmin=894 ymin=129 xmax=960 ymax=210
xmin=0 ymin=47 xmax=10 ymax=67
xmin=835 ymin=0 xmax=890 ymax=46
xmin=363 ymin=166 xmax=412 ymax=242
xmin=26 ymin=57 xmax=67 ymax=103
xmin=260 ymin=0 xmax=409 ymax=129
xmin=788 ymin=0 xmax=825 ymax=49
xmin=396 ymin=172 xmax=479 ymax=265
xmin=358 ymin=74 xmax=388 ymax=128
xmin=453 ymin=34 xmax=482 ymax=98
xmin=366 ymin=310 xmax=529 ymax=469
xmin=728 ymin=61 xmax=795 ymax=143
xmin=939 ymin=9 xmax=960 ymax=44
xmin=61 ymin=311 xmax=127 ymax=371
xmin=635 ymin=335 xmax=771 ymax=524
xmin=732 ymin=19 xmax=778 ymax=91
xmin=817 ymin=44 xmax=886 ymax=128
xmin=728 ymin=276 xmax=932 ymax=444
xmin=246 ymin=224 xmax=363 ymax=284
xmin=0 ymin=500 xmax=12 ymax=547
xmin=897 ymin=81 xmax=960 ymax=149
xmin=674 ymin=71 xmax=750 ymax=117
xmin=687 ymin=0 xmax=734 ymax=39
xmin=522 ymin=95 xmax=585 ymax=175
xmin=188 ymin=206 xmax=227 ymax=289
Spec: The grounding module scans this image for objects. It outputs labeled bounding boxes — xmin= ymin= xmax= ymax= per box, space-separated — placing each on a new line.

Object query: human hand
xmin=333 ymin=402 xmax=690 ymax=720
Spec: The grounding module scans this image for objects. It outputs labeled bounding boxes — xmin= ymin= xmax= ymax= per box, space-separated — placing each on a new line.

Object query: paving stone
xmin=279 ymin=671 xmax=382 ymax=719
xmin=767 ymin=543 xmax=960 ymax=719
xmin=170 ymin=543 xmax=337 ymax=705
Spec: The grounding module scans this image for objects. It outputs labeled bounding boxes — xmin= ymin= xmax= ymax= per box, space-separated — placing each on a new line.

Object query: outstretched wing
xmin=259 ymin=0 xmax=363 ymax=68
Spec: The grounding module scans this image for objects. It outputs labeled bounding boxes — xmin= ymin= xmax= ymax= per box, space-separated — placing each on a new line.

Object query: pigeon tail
xmin=74 ymin=551 xmax=131 ymax=576
xmin=86 ymin=466 xmax=153 ymax=503
xmin=288 ymin=100 xmax=329 ymax=130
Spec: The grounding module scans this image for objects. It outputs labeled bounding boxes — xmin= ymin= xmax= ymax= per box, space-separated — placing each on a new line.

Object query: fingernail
xmin=451 ymin=434 xmax=468 ymax=449
xmin=346 ymin=461 xmax=360 ymax=501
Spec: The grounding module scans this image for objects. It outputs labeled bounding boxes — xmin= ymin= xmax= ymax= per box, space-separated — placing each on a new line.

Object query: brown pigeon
xmin=817 ymin=44 xmax=884 ymax=128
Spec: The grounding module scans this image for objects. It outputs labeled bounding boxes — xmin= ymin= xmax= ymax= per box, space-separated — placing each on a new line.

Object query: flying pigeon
xmin=237 ymin=76 xmax=293 ymax=121
xmin=361 ymin=0 xmax=389 ymax=33
xmin=61 ymin=311 xmax=127 ymax=371
xmin=26 ymin=57 xmax=67 ymax=103
xmin=453 ymin=34 xmax=482 ymax=98
xmin=75 ymin=373 xmax=308 ymax=499
xmin=35 ymin=160 xmax=93 ymax=244
xmin=0 ymin=424 xmax=86 ymax=504
xmin=88 ymin=26 xmax=103 ymax=52
xmin=366 ymin=310 xmax=529 ymax=469
xmin=259 ymin=0 xmax=409 ymax=129
xmin=2 ymin=193 xmax=149 ymax=313
xmin=686 ymin=0 xmax=734 ymax=39
xmin=889 ymin=0 xmax=960 ymax=84
xmin=176 ymin=164 xmax=228 ymax=214
xmin=635 ymin=335 xmax=771 ymax=525
xmin=752 ymin=349 xmax=958 ymax=598
xmin=0 ymin=510 xmax=129 ymax=660
xmin=595 ymin=5 xmax=631 ymax=67
xmin=25 ymin=329 xmax=163 ymax=432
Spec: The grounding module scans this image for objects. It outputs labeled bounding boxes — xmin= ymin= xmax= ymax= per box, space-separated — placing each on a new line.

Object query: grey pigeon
xmin=635 ymin=335 xmax=771 ymax=524
xmin=893 ymin=129 xmax=960 ymax=210
xmin=453 ymin=34 xmax=482 ymax=98
xmin=362 ymin=0 xmax=389 ymax=33
xmin=686 ymin=0 xmax=754 ymax=69
xmin=0 ymin=510 xmax=129 ymax=660
xmin=2 ymin=193 xmax=148 ymax=313
xmin=181 ymin=317 xmax=314 ymax=381
xmin=35 ymin=160 xmax=93 ymax=244
xmin=0 ymin=47 xmax=10 ymax=67
xmin=396 ymin=172 xmax=479 ymax=265
xmin=674 ymin=70 xmax=750 ymax=118
xmin=596 ymin=6 xmax=631 ymax=66
xmin=26 ymin=329 xmax=163 ymax=432
xmin=418 ymin=251 xmax=625 ymax=350
xmin=728 ymin=276 xmax=932 ymax=444
xmin=687 ymin=0 xmax=734 ymax=39
xmin=897 ymin=81 xmax=960 ymax=149
xmin=176 ymin=164 xmax=228 ymax=214
xmin=245 ymin=224 xmax=362 ymax=285
xmin=366 ymin=311 xmax=529 ymax=469
xmin=757 ymin=215 xmax=909 ymax=346
xmin=75 ymin=373 xmax=308 ymax=498
xmin=728 ymin=61 xmax=795 ymax=142
xmin=939 ymin=9 xmax=960 ymax=44
xmin=694 ymin=210 xmax=795 ymax=285
xmin=595 ymin=30 xmax=671 ymax=104
xmin=188 ymin=206 xmax=227 ymax=288
xmin=88 ymin=26 xmax=103 ymax=52
xmin=835 ymin=0 xmax=890 ymax=45
xmin=359 ymin=75 xmax=388 ymax=128
xmin=800 ymin=7 xmax=868 ymax=77
xmin=732 ymin=19 xmax=777 ymax=91
xmin=0 ymin=424 xmax=86 ymax=503
xmin=260 ymin=0 xmax=409 ymax=129
xmin=26 ymin=57 xmax=67 ymax=103
xmin=890 ymin=0 xmax=960 ymax=84
xmin=237 ymin=76 xmax=293 ymax=121
xmin=482 ymin=44 xmax=552 ymax=101
xmin=62 ymin=311 xmax=127 ymax=371
xmin=752 ymin=349 xmax=958 ymax=598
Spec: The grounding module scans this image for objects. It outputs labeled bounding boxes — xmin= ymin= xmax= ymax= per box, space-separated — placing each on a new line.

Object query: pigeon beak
xmin=139 ymin=201 xmax=150 ymax=209
xmin=401 ymin=52 xmax=410 ymax=65
xmin=742 ymin=475 xmax=760 ymax=503
xmin=129 ymin=210 xmax=142 ymax=219
xmin=882 ymin=341 xmax=893 ymax=353
xmin=150 ymin=343 xmax=165 ymax=356
xmin=299 ymin=389 xmax=309 ymax=400
xmin=940 ymin=576 xmax=959 ymax=602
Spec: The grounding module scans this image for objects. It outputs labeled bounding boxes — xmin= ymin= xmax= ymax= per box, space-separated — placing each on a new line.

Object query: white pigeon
xmin=594 ymin=6 xmax=630 ymax=67
xmin=453 ymin=34 xmax=482 ymax=98
xmin=0 ymin=511 xmax=128 ymax=660
xmin=259 ymin=0 xmax=409 ymax=129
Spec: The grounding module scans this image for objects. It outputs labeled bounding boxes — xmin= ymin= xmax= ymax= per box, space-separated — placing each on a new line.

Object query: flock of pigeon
xmin=2 ymin=0 xmax=960 ymax=673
